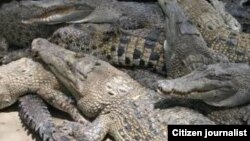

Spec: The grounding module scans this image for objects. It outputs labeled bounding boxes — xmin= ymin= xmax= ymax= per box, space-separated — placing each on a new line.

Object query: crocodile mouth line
xmin=157 ymin=87 xmax=217 ymax=97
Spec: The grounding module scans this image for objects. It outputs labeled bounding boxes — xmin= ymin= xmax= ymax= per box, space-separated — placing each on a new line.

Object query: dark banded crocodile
xmin=49 ymin=20 xmax=224 ymax=78
xmin=49 ymin=24 xmax=169 ymax=75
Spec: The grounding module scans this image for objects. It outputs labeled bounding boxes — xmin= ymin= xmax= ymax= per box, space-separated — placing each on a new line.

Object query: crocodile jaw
xmin=32 ymin=38 xmax=84 ymax=99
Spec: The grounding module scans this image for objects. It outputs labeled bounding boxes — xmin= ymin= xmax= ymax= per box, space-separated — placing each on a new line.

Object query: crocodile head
xmin=32 ymin=38 xmax=139 ymax=118
xmin=20 ymin=0 xmax=95 ymax=25
xmin=157 ymin=63 xmax=250 ymax=107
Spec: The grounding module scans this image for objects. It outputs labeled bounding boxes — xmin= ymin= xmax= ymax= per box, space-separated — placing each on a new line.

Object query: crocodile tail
xmin=107 ymin=28 xmax=167 ymax=75
xmin=49 ymin=24 xmax=167 ymax=76
xmin=18 ymin=94 xmax=56 ymax=141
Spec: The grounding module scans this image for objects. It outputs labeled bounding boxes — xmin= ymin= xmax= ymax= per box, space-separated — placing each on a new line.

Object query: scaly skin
xmin=159 ymin=0 xmax=250 ymax=64
xmin=32 ymin=38 xmax=214 ymax=141
xmin=49 ymin=23 xmax=168 ymax=75
xmin=0 ymin=1 xmax=60 ymax=48
xmin=0 ymin=57 xmax=87 ymax=124
xmin=208 ymin=0 xmax=242 ymax=32
xmin=0 ymin=0 xmax=94 ymax=65
xmin=158 ymin=0 xmax=228 ymax=78
xmin=7 ymin=0 xmax=225 ymax=77
xmin=156 ymin=61 xmax=250 ymax=124
xmin=62 ymin=0 xmax=164 ymax=29
xmin=158 ymin=63 xmax=250 ymax=107
xmin=19 ymin=94 xmax=61 ymax=141
xmin=207 ymin=104 xmax=250 ymax=125
xmin=19 ymin=94 xmax=93 ymax=141
xmin=39 ymin=1 xmax=168 ymax=75
xmin=49 ymin=19 xmax=224 ymax=78
xmin=22 ymin=0 xmax=164 ymax=29
xmin=48 ymin=0 xmax=228 ymax=78
xmin=0 ymin=0 xmax=98 ymax=66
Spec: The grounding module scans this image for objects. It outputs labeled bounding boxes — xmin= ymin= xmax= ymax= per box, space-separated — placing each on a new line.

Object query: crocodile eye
xmin=157 ymin=84 xmax=164 ymax=93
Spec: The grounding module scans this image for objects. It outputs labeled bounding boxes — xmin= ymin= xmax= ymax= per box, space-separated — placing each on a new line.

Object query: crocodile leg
xmin=19 ymin=94 xmax=113 ymax=141
xmin=18 ymin=94 xmax=90 ymax=141
xmin=67 ymin=115 xmax=111 ymax=141
xmin=37 ymin=89 xmax=89 ymax=124
xmin=54 ymin=119 xmax=115 ymax=141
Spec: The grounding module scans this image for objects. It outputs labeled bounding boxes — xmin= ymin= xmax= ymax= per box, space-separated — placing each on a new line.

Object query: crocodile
xmin=48 ymin=21 xmax=225 ymax=78
xmin=158 ymin=0 xmax=228 ymax=77
xmin=0 ymin=57 xmax=88 ymax=124
xmin=32 ymin=38 xmax=215 ymax=140
xmin=157 ymin=62 xmax=250 ymax=124
xmin=159 ymin=0 xmax=250 ymax=64
xmin=23 ymin=0 xmax=163 ymax=30
xmin=0 ymin=0 xmax=248 ymax=139
xmin=0 ymin=0 xmax=164 ymax=63
xmin=2 ymin=0 xmax=226 ymax=77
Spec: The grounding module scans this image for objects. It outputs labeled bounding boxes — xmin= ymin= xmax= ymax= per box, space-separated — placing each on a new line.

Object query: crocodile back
xmin=177 ymin=0 xmax=250 ymax=64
